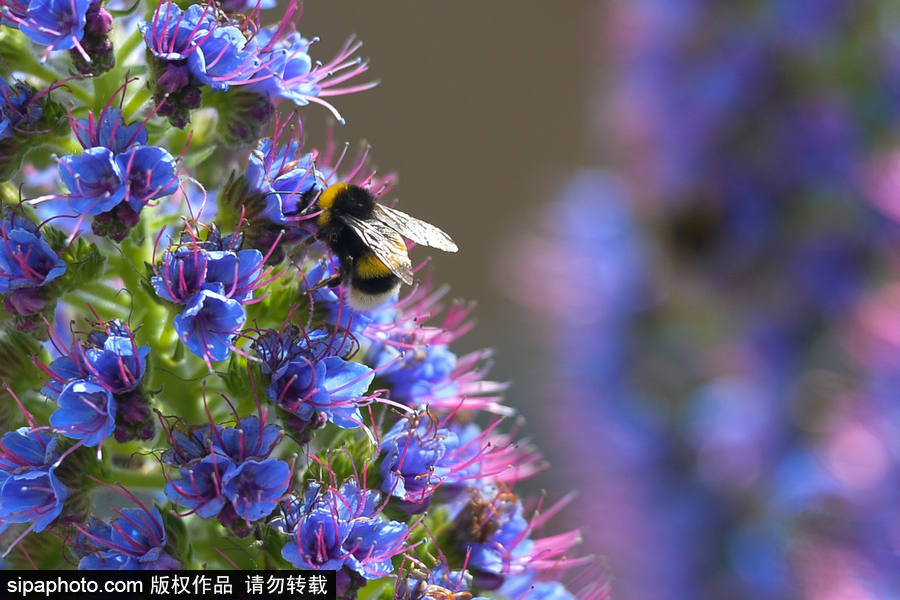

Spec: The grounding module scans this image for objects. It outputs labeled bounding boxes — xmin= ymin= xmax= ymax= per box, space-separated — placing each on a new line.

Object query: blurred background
xmin=298 ymin=1 xmax=900 ymax=599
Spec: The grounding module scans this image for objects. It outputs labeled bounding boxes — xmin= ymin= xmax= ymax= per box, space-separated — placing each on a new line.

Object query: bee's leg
xmin=305 ymin=274 xmax=342 ymax=293
xmin=297 ymin=234 xmax=317 ymax=249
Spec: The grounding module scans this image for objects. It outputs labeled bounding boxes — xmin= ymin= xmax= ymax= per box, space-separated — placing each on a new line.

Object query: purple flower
xmin=0 ymin=215 xmax=65 ymax=295
xmin=173 ymin=288 xmax=245 ymax=364
xmin=50 ymin=379 xmax=117 ymax=447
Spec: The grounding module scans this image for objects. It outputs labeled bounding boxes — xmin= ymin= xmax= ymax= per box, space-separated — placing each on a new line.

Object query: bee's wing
xmin=373 ymin=204 xmax=459 ymax=252
xmin=339 ymin=213 xmax=415 ymax=285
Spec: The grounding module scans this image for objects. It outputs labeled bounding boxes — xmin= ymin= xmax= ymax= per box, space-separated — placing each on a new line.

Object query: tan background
xmin=299 ymin=0 xmax=597 ymax=430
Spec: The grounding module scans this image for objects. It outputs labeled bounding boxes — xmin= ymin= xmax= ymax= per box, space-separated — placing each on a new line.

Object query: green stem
xmin=67 ymin=289 xmax=130 ymax=317
xmin=114 ymin=234 xmax=181 ymax=356
xmin=24 ymin=60 xmax=92 ymax=105
xmin=117 ymin=27 xmax=146 ymax=67
xmin=105 ymin=465 xmax=168 ymax=490
xmin=91 ymin=70 xmax=118 ymax=115
xmin=123 ymin=87 xmax=153 ymax=120
xmin=41 ymin=135 xmax=82 ymax=157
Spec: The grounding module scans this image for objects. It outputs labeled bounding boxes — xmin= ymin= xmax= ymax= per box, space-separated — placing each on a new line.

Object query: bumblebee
xmin=305 ymin=183 xmax=458 ymax=311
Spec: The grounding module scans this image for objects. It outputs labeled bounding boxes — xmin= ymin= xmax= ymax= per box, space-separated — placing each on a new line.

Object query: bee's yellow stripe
xmin=316 ymin=183 xmax=350 ymax=228
xmin=356 ymin=253 xmax=392 ymax=279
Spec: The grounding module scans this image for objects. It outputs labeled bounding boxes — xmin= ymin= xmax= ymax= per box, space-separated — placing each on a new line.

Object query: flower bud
xmin=210 ymin=89 xmax=276 ymax=148
xmin=69 ymin=2 xmax=115 ymax=76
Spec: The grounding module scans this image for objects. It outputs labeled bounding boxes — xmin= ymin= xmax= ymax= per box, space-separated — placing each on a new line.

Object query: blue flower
xmin=381 ymin=345 xmax=459 ymax=406
xmin=247 ymin=137 xmax=320 ymax=225
xmin=77 ymin=506 xmax=181 ymax=570
xmin=345 ymin=516 xmax=409 ymax=579
xmin=164 ymin=413 xmax=290 ymax=525
xmin=0 ymin=79 xmax=42 ymax=141
xmin=152 ymin=240 xmax=265 ymax=306
xmin=304 ymin=260 xmax=374 ymax=330
xmin=40 ymin=320 xmax=149 ymax=399
xmin=160 ymin=424 xmax=214 ymax=467
xmin=82 ymin=328 xmax=150 ymax=395
xmin=498 ymin=575 xmax=577 ymax=600
xmin=50 ymin=379 xmax=117 ymax=447
xmin=379 ymin=409 xmax=459 ymax=508
xmin=137 ymin=2 xmax=198 ymax=64
xmin=396 ymin=566 xmax=474 ymax=600
xmin=117 ymin=145 xmax=180 ymax=209
xmin=187 ymin=22 xmax=260 ymax=92
xmin=0 ymin=215 xmax=65 ymax=294
xmin=451 ymin=488 xmax=529 ymax=575
xmin=0 ymin=428 xmax=66 ymax=534
xmin=173 ymin=288 xmax=245 ymax=364
xmin=219 ymin=0 xmax=275 ymax=11
xmin=0 ymin=427 xmax=58 ymax=471
xmin=255 ymin=327 xmax=374 ymax=429
xmin=57 ymin=147 xmax=125 ymax=215
xmin=151 ymin=245 xmax=210 ymax=304
xmin=203 ymin=249 xmax=265 ymax=303
xmin=247 ymin=31 xmax=315 ymax=104
xmin=221 ymin=458 xmax=291 ymax=522
xmin=140 ymin=3 xmax=261 ymax=92
xmin=72 ymin=107 xmax=147 ymax=154
xmin=247 ymin=10 xmax=375 ymax=122
xmin=13 ymin=0 xmax=90 ymax=57
xmin=282 ymin=496 xmax=352 ymax=571
xmin=280 ymin=479 xmax=409 ymax=576
xmin=0 ymin=468 xmax=68 ymax=534
xmin=57 ymin=108 xmax=178 ymax=219
xmin=164 ymin=455 xmax=233 ymax=519
xmin=211 ymin=415 xmax=282 ymax=462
